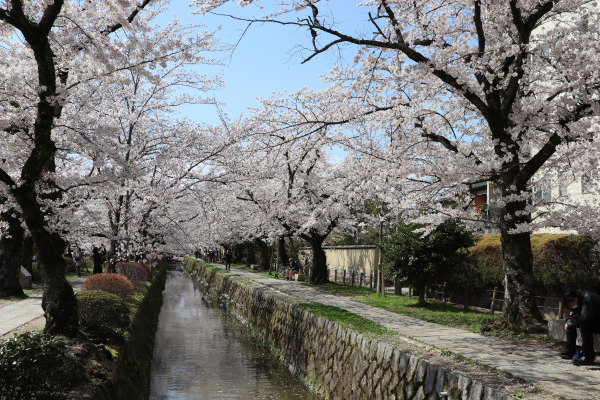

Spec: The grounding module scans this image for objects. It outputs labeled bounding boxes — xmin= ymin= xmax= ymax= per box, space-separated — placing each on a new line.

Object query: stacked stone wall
xmin=93 ymin=262 xmax=168 ymax=400
xmin=184 ymin=258 xmax=513 ymax=400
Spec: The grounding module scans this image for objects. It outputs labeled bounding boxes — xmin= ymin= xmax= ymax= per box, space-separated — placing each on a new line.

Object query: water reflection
xmin=150 ymin=266 xmax=316 ymax=399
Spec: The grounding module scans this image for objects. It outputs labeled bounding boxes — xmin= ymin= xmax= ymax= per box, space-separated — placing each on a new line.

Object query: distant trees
xmin=196 ymin=0 xmax=600 ymax=331
xmin=62 ymin=33 xmax=225 ymax=266
xmin=209 ymin=105 xmax=358 ymax=283
xmin=0 ymin=0 xmax=224 ymax=335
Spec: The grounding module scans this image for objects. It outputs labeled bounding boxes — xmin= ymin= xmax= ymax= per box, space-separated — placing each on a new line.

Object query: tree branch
xmin=103 ymin=0 xmax=155 ymax=34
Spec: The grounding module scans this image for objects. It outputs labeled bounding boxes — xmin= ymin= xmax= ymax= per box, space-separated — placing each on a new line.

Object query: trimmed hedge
xmin=137 ymin=261 xmax=151 ymax=279
xmin=82 ymin=273 xmax=134 ymax=301
xmin=105 ymin=258 xmax=167 ymax=400
xmin=468 ymin=233 xmax=600 ymax=293
xmin=534 ymin=235 xmax=600 ymax=292
xmin=116 ymin=262 xmax=149 ymax=283
xmin=467 ymin=243 xmax=504 ymax=288
xmin=77 ymin=290 xmax=131 ymax=339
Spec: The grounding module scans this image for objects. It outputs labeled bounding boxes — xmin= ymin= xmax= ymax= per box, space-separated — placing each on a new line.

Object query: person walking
xmin=72 ymin=247 xmax=83 ymax=277
xmin=224 ymin=249 xmax=232 ymax=271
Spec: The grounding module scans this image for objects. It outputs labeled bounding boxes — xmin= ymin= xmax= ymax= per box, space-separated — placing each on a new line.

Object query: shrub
xmin=81 ymin=273 xmax=134 ymax=301
xmin=468 ymin=233 xmax=600 ymax=293
xmin=63 ymin=256 xmax=76 ymax=273
xmin=468 ymin=243 xmax=504 ymax=288
xmin=533 ymin=235 xmax=600 ymax=293
xmin=0 ymin=332 xmax=85 ymax=400
xmin=138 ymin=261 xmax=151 ymax=278
xmin=116 ymin=262 xmax=148 ymax=283
xmin=383 ymin=219 xmax=475 ymax=304
xmin=77 ymin=290 xmax=131 ymax=339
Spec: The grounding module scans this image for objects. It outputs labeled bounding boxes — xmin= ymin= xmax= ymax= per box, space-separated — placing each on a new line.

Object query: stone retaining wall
xmin=184 ymin=258 xmax=513 ymax=400
xmin=93 ymin=262 xmax=168 ymax=400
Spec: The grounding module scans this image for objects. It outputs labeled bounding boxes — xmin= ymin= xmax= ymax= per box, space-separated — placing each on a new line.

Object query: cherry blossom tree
xmin=211 ymin=101 xmax=358 ymax=283
xmin=195 ymin=0 xmax=600 ymax=331
xmin=0 ymin=0 xmax=212 ymax=335
xmin=57 ymin=30 xmax=226 ymax=268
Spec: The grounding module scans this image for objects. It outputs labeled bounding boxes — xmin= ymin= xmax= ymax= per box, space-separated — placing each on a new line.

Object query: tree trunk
xmin=0 ymin=211 xmax=25 ymax=297
xmin=277 ymin=237 xmax=288 ymax=267
xmin=417 ymin=283 xmax=426 ymax=306
xmin=257 ymin=239 xmax=270 ymax=270
xmin=499 ymin=198 xmax=544 ymax=332
xmin=39 ymin=250 xmax=78 ymax=336
xmin=245 ymin=241 xmax=256 ymax=268
xmin=21 ymin=236 xmax=34 ymax=276
xmin=306 ymin=234 xmax=328 ymax=284
xmin=15 ymin=187 xmax=77 ymax=337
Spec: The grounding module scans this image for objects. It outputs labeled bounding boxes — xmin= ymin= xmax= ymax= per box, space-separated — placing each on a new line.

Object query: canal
xmin=149 ymin=265 xmax=317 ymax=399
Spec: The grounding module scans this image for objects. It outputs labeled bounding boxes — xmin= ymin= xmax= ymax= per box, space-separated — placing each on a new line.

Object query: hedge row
xmin=467 ymin=233 xmax=600 ymax=293
xmin=100 ymin=258 xmax=167 ymax=400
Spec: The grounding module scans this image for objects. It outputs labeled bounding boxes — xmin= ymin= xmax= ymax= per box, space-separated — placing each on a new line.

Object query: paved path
xmin=0 ymin=277 xmax=85 ymax=338
xmin=2 ymin=265 xmax=599 ymax=399
xmin=0 ymin=296 xmax=44 ymax=337
xmin=211 ymin=263 xmax=600 ymax=400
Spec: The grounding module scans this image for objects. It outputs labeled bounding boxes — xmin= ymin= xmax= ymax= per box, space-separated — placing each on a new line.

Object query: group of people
xmin=72 ymin=244 xmax=107 ymax=276
xmin=199 ymin=248 xmax=220 ymax=263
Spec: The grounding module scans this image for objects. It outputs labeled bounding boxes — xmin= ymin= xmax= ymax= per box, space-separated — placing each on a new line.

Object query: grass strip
xmin=354 ymin=294 xmax=497 ymax=333
xmin=297 ymin=301 xmax=396 ymax=337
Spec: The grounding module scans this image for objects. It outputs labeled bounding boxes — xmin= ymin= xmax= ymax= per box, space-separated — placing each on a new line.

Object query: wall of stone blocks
xmin=184 ymin=258 xmax=513 ymax=400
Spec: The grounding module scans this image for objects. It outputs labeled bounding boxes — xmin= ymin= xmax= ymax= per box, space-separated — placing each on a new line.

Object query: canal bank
xmin=183 ymin=257 xmax=599 ymax=400
xmin=184 ymin=258 xmax=508 ymax=400
xmin=149 ymin=264 xmax=316 ymax=399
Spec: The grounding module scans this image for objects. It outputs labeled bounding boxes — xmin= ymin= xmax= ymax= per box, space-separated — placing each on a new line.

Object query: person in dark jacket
xmin=92 ymin=246 xmax=104 ymax=274
xmin=72 ymin=247 xmax=83 ymax=277
xmin=224 ymin=249 xmax=232 ymax=271
xmin=285 ymin=258 xmax=300 ymax=281
xmin=561 ymin=290 xmax=600 ymax=366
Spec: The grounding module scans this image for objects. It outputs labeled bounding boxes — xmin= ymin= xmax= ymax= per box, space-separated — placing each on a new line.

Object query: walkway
xmin=210 ymin=263 xmax=599 ymax=400
xmin=2 ymin=265 xmax=598 ymax=399
xmin=0 ymin=277 xmax=85 ymax=339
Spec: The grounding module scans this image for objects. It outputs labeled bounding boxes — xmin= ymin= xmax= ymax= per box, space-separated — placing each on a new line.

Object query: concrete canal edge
xmin=92 ymin=263 xmax=168 ymax=400
xmin=183 ymin=258 xmax=513 ymax=400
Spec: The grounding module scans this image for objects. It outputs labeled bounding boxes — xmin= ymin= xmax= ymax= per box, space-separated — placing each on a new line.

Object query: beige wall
xmin=299 ymin=246 xmax=380 ymax=272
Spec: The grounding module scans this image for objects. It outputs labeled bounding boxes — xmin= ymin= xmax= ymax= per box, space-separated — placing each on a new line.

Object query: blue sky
xmin=167 ymin=1 xmax=368 ymax=125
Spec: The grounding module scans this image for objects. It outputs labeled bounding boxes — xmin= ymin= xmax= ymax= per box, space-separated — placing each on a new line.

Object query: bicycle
xmin=274 ymin=263 xmax=288 ymax=279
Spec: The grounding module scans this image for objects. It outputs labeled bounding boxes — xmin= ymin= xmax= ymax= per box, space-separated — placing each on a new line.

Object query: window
xmin=559 ymin=185 xmax=568 ymax=197
xmin=582 ymin=174 xmax=594 ymax=194
xmin=534 ymin=188 xmax=551 ymax=202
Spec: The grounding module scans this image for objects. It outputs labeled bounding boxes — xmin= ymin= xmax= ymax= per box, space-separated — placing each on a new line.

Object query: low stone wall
xmin=184 ymin=257 xmax=513 ymax=400
xmin=547 ymin=319 xmax=600 ymax=349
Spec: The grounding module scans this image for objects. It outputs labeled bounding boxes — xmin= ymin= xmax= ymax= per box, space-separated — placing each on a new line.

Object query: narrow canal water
xmin=149 ymin=265 xmax=317 ymax=399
